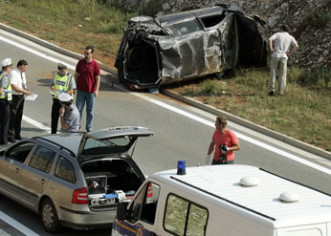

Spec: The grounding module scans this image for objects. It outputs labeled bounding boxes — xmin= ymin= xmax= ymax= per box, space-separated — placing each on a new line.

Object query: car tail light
xmin=72 ymin=187 xmax=88 ymax=204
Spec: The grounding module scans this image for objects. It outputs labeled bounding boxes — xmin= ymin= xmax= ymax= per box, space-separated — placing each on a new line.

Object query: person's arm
xmin=11 ymin=84 xmax=32 ymax=95
xmin=59 ymin=107 xmax=70 ymax=131
xmin=207 ymin=140 xmax=215 ymax=155
xmin=288 ymin=41 xmax=299 ymax=58
xmin=74 ymin=72 xmax=80 ymax=83
xmin=268 ymin=37 xmax=274 ymax=52
xmin=227 ymin=143 xmax=241 ymax=151
xmin=94 ymin=75 xmax=100 ymax=97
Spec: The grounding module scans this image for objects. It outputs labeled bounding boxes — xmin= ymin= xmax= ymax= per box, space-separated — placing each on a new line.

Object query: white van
xmin=112 ymin=164 xmax=331 ymax=236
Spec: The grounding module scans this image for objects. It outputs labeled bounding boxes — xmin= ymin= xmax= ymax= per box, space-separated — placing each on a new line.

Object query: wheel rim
xmin=42 ymin=203 xmax=54 ymax=228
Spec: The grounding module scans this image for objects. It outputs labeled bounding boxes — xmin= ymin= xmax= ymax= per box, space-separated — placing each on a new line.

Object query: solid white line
xmin=0 ymin=35 xmax=75 ymax=70
xmin=0 ymin=211 xmax=39 ymax=236
xmin=22 ymin=115 xmax=51 ymax=133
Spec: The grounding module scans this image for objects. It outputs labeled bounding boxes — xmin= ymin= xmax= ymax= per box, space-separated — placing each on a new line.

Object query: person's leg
xmin=269 ymin=57 xmax=278 ymax=94
xmin=76 ymin=90 xmax=86 ymax=122
xmin=51 ymin=99 xmax=61 ymax=134
xmin=278 ymin=58 xmax=288 ymax=95
xmin=8 ymin=95 xmax=19 ymax=140
xmin=0 ymin=100 xmax=6 ymax=144
xmin=15 ymin=96 xmax=25 ymax=139
xmin=85 ymin=93 xmax=95 ymax=131
xmin=1 ymin=103 xmax=11 ymax=144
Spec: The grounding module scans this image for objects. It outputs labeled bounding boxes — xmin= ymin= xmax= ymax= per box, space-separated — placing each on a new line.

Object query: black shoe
xmin=268 ymin=91 xmax=275 ymax=96
xmin=8 ymin=137 xmax=16 ymax=143
xmin=15 ymin=136 xmax=22 ymax=140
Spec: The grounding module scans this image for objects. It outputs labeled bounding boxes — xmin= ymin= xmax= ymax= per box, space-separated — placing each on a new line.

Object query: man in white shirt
xmin=8 ymin=60 xmax=33 ymax=142
xmin=268 ymin=25 xmax=299 ymax=96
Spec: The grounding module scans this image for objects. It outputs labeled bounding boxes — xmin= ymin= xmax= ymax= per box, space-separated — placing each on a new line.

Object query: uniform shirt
xmin=51 ymin=71 xmax=77 ymax=97
xmin=75 ymin=59 xmax=100 ymax=93
xmin=0 ymin=72 xmax=10 ymax=89
xmin=62 ymin=104 xmax=80 ymax=132
xmin=212 ymin=129 xmax=239 ymax=162
xmin=9 ymin=68 xmax=26 ymax=95
xmin=269 ymin=32 xmax=298 ymax=59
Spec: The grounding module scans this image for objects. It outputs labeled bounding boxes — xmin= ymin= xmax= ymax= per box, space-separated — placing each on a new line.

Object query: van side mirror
xmin=116 ymin=201 xmax=129 ymax=220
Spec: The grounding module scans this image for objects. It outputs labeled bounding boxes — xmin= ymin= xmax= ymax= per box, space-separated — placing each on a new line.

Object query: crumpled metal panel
xmin=115 ymin=5 xmax=267 ymax=88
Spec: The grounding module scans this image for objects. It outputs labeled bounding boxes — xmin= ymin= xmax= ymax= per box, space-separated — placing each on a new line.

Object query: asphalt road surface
xmin=1 ymin=27 xmax=331 ymax=235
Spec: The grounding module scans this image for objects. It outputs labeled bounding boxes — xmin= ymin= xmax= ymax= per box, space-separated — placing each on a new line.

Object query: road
xmin=1 ymin=27 xmax=331 ymax=235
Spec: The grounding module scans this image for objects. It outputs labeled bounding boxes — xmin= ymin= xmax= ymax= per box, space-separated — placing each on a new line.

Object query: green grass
xmin=1 ymin=0 xmax=330 ymax=151
xmin=0 ymin=0 xmax=133 ymax=62
xmin=175 ymin=67 xmax=331 ymax=151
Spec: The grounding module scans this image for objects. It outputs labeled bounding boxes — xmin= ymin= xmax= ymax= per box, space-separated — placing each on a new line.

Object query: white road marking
xmin=0 ymin=211 xmax=39 ymax=236
xmin=0 ymin=35 xmax=75 ymax=70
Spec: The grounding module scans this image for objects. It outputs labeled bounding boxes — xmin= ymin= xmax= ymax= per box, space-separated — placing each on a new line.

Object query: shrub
xmin=311 ymin=9 xmax=331 ymax=28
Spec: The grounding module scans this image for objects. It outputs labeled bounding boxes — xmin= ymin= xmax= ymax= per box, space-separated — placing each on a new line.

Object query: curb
xmin=1 ymin=22 xmax=330 ymax=161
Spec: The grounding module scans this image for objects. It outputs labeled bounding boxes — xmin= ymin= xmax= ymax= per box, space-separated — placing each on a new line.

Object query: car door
xmin=0 ymin=141 xmax=35 ymax=199
xmin=18 ymin=145 xmax=56 ymax=208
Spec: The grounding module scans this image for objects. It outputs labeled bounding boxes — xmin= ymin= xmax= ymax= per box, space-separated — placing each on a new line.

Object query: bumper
xmin=58 ymin=206 xmax=117 ymax=230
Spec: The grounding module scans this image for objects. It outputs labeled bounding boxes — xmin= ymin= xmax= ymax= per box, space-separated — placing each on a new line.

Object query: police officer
xmin=50 ymin=63 xmax=76 ymax=134
xmin=0 ymin=58 xmax=13 ymax=145
xmin=8 ymin=59 xmax=33 ymax=142
xmin=58 ymin=93 xmax=80 ymax=133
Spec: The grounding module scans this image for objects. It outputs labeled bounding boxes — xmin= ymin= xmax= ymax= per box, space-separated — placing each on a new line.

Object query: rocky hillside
xmin=116 ymin=0 xmax=331 ymax=70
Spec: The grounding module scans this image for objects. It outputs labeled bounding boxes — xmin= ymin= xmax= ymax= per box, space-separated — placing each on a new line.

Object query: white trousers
xmin=269 ymin=57 xmax=288 ymax=95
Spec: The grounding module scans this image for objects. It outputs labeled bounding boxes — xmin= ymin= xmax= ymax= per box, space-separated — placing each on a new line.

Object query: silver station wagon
xmin=0 ymin=126 xmax=153 ymax=233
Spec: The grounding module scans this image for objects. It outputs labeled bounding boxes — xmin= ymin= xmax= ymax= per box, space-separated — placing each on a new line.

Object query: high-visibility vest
xmin=0 ymin=72 xmax=12 ymax=101
xmin=53 ymin=72 xmax=73 ymax=99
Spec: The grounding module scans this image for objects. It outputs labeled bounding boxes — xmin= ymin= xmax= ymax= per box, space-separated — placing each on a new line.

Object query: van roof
xmin=152 ymin=165 xmax=331 ymax=226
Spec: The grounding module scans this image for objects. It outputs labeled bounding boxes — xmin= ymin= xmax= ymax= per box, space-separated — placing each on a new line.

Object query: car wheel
xmin=40 ymin=198 xmax=61 ymax=233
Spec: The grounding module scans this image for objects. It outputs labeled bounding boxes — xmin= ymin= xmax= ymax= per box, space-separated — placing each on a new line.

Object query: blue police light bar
xmin=177 ymin=160 xmax=186 ymax=175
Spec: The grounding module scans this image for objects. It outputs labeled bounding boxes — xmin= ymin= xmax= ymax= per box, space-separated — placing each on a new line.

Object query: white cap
xmin=1 ymin=58 xmax=12 ymax=68
xmin=58 ymin=93 xmax=73 ymax=102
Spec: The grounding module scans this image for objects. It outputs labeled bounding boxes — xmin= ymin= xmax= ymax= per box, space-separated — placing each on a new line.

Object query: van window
xmin=29 ymin=146 xmax=56 ymax=173
xmin=130 ymin=182 xmax=160 ymax=224
xmin=54 ymin=156 xmax=77 ymax=183
xmin=164 ymin=194 xmax=208 ymax=236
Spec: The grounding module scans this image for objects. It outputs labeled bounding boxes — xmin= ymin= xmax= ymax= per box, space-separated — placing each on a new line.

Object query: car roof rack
xmin=32 ymin=136 xmax=76 ymax=157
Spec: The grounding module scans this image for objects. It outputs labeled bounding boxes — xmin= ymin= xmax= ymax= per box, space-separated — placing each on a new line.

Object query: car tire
xmin=40 ymin=198 xmax=61 ymax=233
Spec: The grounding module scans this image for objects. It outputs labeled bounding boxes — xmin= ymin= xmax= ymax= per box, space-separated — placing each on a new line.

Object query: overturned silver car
xmin=115 ymin=4 xmax=267 ymax=88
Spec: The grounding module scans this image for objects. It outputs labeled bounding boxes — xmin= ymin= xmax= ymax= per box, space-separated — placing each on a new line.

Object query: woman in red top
xmin=206 ymin=116 xmax=241 ymax=164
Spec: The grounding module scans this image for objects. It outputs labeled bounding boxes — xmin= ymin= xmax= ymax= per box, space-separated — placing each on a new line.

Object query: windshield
xmin=82 ymin=135 xmax=136 ymax=156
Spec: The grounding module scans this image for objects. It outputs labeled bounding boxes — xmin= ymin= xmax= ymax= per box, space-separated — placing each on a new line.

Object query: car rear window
xmin=82 ymin=136 xmax=136 ymax=156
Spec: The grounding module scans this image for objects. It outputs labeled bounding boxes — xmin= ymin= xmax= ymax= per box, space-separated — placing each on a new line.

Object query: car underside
xmin=115 ymin=4 xmax=267 ymax=89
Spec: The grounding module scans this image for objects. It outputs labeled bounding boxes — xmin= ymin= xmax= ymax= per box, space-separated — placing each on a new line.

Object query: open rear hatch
xmin=77 ymin=126 xmax=153 ymax=210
